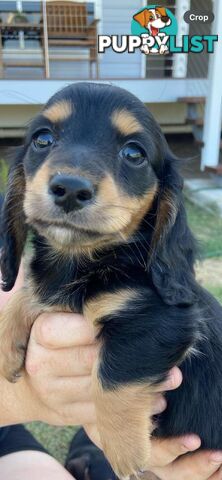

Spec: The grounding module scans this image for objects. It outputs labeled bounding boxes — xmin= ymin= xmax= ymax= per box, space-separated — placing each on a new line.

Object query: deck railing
xmin=0 ymin=0 xmax=213 ymax=80
xmin=0 ymin=0 xmax=99 ymax=79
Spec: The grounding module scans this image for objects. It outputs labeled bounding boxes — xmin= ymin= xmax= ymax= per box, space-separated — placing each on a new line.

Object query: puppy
xmin=1 ymin=83 xmax=222 ymax=479
xmin=133 ymin=7 xmax=171 ymax=54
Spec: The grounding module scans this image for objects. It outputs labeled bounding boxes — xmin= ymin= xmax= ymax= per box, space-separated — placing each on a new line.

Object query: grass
xmin=205 ymin=286 xmax=222 ymax=304
xmin=25 ymin=424 xmax=77 ymax=464
xmin=185 ymin=199 xmax=222 ymax=260
xmin=0 ymin=158 xmax=8 ymax=192
xmin=185 ymin=199 xmax=222 ymax=304
xmin=0 ymin=156 xmax=222 ymax=462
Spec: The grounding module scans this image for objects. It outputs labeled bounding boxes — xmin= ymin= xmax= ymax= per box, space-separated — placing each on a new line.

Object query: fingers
xmin=31 ymin=313 xmax=96 ymax=349
xmin=26 ymin=343 xmax=98 ymax=377
xmin=154 ymin=367 xmax=183 ymax=393
xmin=154 ymin=450 xmax=222 ymax=480
xmin=149 ymin=435 xmax=201 ymax=468
xmin=39 ymin=376 xmax=93 ymax=404
xmin=152 ymin=395 xmax=167 ymax=415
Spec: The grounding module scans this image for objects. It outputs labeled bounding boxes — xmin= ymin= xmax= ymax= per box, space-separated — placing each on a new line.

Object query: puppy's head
xmin=4 ymin=82 xmax=164 ymax=255
xmin=133 ymin=7 xmax=171 ymax=31
xmin=1 ymin=83 xmax=195 ymax=306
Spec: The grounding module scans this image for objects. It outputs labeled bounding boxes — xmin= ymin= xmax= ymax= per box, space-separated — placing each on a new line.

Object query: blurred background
xmin=0 ymin=0 xmax=222 ymax=465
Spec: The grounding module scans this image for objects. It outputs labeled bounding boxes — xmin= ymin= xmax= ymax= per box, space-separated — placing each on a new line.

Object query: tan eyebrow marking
xmin=43 ymin=100 xmax=73 ymax=123
xmin=111 ymin=109 xmax=144 ymax=136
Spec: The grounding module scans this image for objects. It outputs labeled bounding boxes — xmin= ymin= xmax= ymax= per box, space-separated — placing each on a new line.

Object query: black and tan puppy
xmin=1 ymin=82 xmax=222 ymax=479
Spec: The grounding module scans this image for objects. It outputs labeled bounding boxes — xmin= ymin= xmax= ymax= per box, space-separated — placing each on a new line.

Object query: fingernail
xmin=182 ymin=436 xmax=201 ymax=451
xmin=210 ymin=453 xmax=222 ymax=464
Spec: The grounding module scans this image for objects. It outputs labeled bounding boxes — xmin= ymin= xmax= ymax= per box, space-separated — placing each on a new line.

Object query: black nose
xmin=161 ymin=15 xmax=169 ymax=23
xmin=49 ymin=174 xmax=94 ymax=213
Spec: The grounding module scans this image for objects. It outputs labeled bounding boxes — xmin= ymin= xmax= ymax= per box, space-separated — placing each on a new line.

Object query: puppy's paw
xmin=0 ymin=321 xmax=28 ymax=382
xmin=141 ymin=45 xmax=150 ymax=55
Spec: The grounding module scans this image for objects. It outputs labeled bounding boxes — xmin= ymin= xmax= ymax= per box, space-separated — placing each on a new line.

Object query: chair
xmin=44 ymin=1 xmax=99 ymax=78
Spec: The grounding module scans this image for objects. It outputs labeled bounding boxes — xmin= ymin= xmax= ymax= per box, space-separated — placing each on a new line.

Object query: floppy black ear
xmin=149 ymin=152 xmax=197 ymax=306
xmin=0 ymin=149 xmax=27 ymax=291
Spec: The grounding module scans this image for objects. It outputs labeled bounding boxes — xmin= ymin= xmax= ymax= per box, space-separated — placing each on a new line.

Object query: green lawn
xmin=186 ymin=200 xmax=222 ymax=260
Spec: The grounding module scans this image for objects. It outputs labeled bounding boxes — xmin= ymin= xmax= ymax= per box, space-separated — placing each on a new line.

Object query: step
xmin=178 ymin=97 xmax=206 ymax=104
xmin=186 ymin=118 xmax=204 ymax=126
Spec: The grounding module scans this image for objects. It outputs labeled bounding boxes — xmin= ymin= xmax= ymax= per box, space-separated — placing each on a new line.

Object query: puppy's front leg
xmin=85 ymin=287 xmax=195 ymax=479
xmin=0 ymin=288 xmax=42 ymax=382
xmin=84 ymin=290 xmax=158 ymax=479
xmin=92 ymin=365 xmax=155 ymax=479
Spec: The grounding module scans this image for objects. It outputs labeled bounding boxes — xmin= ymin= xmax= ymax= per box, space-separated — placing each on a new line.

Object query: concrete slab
xmin=184 ymin=178 xmax=222 ymax=216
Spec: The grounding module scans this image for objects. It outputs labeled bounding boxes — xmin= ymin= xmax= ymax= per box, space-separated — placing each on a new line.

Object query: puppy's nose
xmin=49 ymin=174 xmax=94 ymax=213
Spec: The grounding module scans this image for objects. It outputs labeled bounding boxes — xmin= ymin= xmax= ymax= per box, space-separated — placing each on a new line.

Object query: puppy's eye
xmin=32 ymin=130 xmax=55 ymax=149
xmin=119 ymin=143 xmax=147 ymax=166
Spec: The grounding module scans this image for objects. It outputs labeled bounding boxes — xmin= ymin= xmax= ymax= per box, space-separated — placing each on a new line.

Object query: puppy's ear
xmin=149 ymin=152 xmax=197 ymax=306
xmin=133 ymin=9 xmax=150 ymax=28
xmin=0 ymin=148 xmax=27 ymax=291
xmin=156 ymin=7 xmax=168 ymax=17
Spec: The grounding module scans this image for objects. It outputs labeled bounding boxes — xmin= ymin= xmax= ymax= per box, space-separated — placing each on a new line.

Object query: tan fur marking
xmin=84 ymin=289 xmax=138 ymax=325
xmin=85 ymin=288 xmax=157 ymax=477
xmin=92 ymin=363 xmax=154 ymax=478
xmin=43 ymin=100 xmax=73 ymax=123
xmin=5 ymin=164 xmax=27 ymax=261
xmin=0 ymin=288 xmax=42 ymax=382
xmin=111 ymin=109 xmax=144 ymax=136
xmin=26 ymin=162 xmax=50 ymax=194
xmin=151 ymin=189 xmax=177 ymax=250
xmin=94 ymin=174 xmax=157 ymax=237
xmin=0 ymin=284 xmax=72 ymax=382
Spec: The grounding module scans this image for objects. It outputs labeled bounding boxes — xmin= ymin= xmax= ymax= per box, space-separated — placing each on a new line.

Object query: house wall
xmin=0 ymin=102 xmax=190 ymax=138
xmin=99 ymin=0 xmax=143 ymax=78
xmin=0 ymin=0 xmax=144 ymax=80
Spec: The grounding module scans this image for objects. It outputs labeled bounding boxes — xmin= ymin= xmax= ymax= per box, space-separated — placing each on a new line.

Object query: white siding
xmin=99 ymin=0 xmax=143 ymax=78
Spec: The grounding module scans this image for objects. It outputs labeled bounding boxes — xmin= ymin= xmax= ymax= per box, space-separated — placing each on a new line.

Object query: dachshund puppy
xmin=1 ymin=82 xmax=222 ymax=479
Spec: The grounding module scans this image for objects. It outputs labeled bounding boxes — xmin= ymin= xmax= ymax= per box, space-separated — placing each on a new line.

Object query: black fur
xmin=1 ymin=82 xmax=222 ymax=450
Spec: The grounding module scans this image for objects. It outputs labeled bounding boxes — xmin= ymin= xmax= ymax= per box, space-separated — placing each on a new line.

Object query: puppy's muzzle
xmin=49 ymin=174 xmax=95 ymax=213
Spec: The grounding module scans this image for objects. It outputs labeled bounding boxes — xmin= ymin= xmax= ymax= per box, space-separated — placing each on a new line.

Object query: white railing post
xmin=173 ymin=0 xmax=190 ymax=78
xmin=201 ymin=0 xmax=222 ymax=170
xmin=43 ymin=0 xmax=50 ymax=79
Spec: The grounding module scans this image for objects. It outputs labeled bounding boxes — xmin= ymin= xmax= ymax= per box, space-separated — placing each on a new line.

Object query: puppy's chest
xmin=30 ymin=252 xmax=136 ymax=315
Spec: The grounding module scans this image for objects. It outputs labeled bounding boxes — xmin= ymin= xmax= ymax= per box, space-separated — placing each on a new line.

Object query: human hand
xmin=24 ymin=312 xmax=98 ymax=426
xmin=86 ymin=367 xmax=222 ymax=480
xmin=136 ymin=370 xmax=222 ymax=480
xmin=146 ymin=437 xmax=222 ymax=480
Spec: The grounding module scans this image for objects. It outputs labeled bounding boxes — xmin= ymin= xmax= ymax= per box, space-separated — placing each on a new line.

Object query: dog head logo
xmin=133 ymin=7 xmax=171 ymax=36
xmin=131 ymin=5 xmax=177 ymax=55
